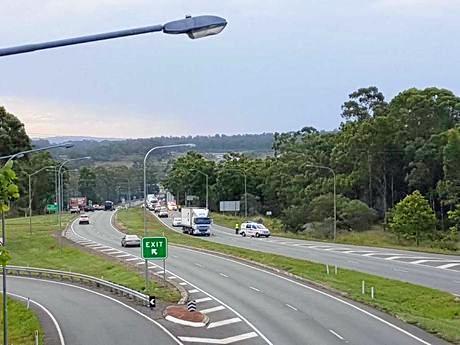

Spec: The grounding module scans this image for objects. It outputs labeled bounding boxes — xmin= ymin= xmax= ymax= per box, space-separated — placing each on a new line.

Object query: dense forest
xmin=32 ymin=133 xmax=274 ymax=163
xmin=163 ymin=87 xmax=460 ymax=248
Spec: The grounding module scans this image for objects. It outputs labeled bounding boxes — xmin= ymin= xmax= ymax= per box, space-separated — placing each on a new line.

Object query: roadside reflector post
xmin=326 ymin=264 xmax=330 ymax=275
xmin=35 ymin=330 xmax=39 ymax=345
xmin=27 ymin=297 xmax=30 ymax=309
xmin=163 ymin=259 xmax=166 ymax=287
xmin=334 ymin=265 xmax=338 ymax=275
xmin=362 ymin=280 xmax=365 ymax=294
xmin=371 ymin=286 xmax=375 ymax=299
xmin=187 ymin=300 xmax=196 ymax=312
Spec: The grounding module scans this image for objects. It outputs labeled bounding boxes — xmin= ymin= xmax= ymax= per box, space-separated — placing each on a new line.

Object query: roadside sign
xmin=142 ymin=237 xmax=168 ymax=260
xmin=46 ymin=204 xmax=58 ymax=213
xmin=149 ymin=295 xmax=156 ymax=308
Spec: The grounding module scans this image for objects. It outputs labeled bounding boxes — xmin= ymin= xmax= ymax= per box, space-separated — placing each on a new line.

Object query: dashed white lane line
xmin=188 ymin=289 xmax=199 ymax=293
xmin=201 ymin=306 xmax=226 ymax=314
xmin=126 ymin=257 xmax=140 ymax=262
xmin=172 ymin=255 xmax=179 ymax=258
xmin=393 ymin=268 xmax=409 ymax=273
xmin=329 ymin=329 xmax=344 ymax=340
xmin=195 ymin=297 xmax=212 ymax=303
xmin=249 ymin=286 xmax=260 ymax=292
xmin=219 ymin=273 xmax=229 ymax=278
xmin=168 ymin=276 xmax=177 ymax=279
xmin=178 ymin=332 xmax=258 ymax=344
xmin=285 ymin=304 xmax=298 ymax=311
xmin=179 ymin=282 xmax=188 ymax=286
xmin=207 ymin=318 xmax=242 ymax=329
xmin=195 ymin=263 xmax=203 ymax=267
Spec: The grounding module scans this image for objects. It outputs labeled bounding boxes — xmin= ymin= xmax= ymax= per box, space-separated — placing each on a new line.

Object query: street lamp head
xmin=185 ymin=143 xmax=196 ymax=148
xmin=83 ymin=156 xmax=91 ymax=160
xmin=163 ymin=15 xmax=227 ymax=39
xmin=62 ymin=143 xmax=74 ymax=149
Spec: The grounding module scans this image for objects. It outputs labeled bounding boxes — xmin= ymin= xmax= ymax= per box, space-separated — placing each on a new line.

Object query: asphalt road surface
xmin=67 ymin=211 xmax=448 ymax=345
xmin=3 ymin=275 xmax=178 ymax=345
xmin=161 ymin=211 xmax=460 ymax=295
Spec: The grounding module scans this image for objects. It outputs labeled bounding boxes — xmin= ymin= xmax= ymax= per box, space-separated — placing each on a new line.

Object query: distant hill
xmin=32 ymin=133 xmax=274 ymax=164
xmin=32 ymin=136 xmax=122 ymax=143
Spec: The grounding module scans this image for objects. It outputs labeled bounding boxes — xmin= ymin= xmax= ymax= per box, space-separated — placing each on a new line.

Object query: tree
xmin=0 ymin=161 xmax=20 ymax=213
xmin=0 ymin=106 xmax=31 ymax=156
xmin=390 ymin=191 xmax=436 ymax=245
xmin=341 ymin=86 xmax=387 ymax=122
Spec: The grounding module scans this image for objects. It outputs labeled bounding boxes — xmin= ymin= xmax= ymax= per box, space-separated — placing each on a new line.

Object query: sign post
xmin=142 ymin=237 xmax=168 ymax=288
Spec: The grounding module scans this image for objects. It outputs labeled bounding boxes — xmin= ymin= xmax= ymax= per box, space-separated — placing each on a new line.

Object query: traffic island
xmin=164 ymin=305 xmax=209 ymax=327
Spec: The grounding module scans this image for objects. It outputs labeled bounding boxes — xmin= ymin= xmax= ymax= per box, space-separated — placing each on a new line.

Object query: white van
xmin=240 ymin=222 xmax=271 ymax=238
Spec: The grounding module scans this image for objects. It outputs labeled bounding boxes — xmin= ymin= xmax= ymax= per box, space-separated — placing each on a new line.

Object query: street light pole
xmin=0 ymin=15 xmax=227 ymax=57
xmin=143 ymin=144 xmax=194 ymax=290
xmin=28 ymin=166 xmax=55 ymax=235
xmin=1 ymin=144 xmax=71 ymax=345
xmin=305 ymin=164 xmax=337 ymax=241
xmin=190 ymin=169 xmax=209 ymax=209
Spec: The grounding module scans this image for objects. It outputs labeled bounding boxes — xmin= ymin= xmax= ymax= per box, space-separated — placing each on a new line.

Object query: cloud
xmin=1 ymin=96 xmax=187 ymax=138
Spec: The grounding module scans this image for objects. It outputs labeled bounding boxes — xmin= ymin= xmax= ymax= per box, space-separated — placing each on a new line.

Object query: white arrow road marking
xmin=178 ymin=332 xmax=258 ymax=344
xmin=207 ymin=318 xmax=242 ymax=329
xmin=201 ymin=306 xmax=226 ymax=314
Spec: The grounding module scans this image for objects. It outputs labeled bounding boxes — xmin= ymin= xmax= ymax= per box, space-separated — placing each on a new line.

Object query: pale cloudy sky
xmin=0 ymin=0 xmax=459 ymax=138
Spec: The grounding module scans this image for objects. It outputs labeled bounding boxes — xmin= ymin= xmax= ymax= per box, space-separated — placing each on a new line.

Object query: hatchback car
xmin=158 ymin=207 xmax=169 ymax=218
xmin=240 ymin=222 xmax=271 ymax=237
xmin=79 ymin=214 xmax=90 ymax=224
xmin=121 ymin=234 xmax=141 ymax=247
xmin=172 ymin=217 xmax=182 ymax=226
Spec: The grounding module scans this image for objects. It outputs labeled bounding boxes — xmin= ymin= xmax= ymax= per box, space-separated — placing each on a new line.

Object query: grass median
xmin=210 ymin=212 xmax=460 ymax=255
xmin=0 ymin=297 xmax=43 ymax=345
xmin=5 ymin=214 xmax=179 ymax=302
xmin=118 ymin=207 xmax=460 ymax=344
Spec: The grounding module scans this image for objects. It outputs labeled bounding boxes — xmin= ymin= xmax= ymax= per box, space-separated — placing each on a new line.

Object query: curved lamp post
xmin=305 ymin=164 xmax=337 ymax=241
xmin=0 ymin=15 xmax=227 ymax=57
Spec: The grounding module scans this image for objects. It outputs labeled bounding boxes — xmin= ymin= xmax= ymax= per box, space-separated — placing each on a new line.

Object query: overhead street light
xmin=0 ymin=15 xmax=227 ymax=57
xmin=143 ymin=143 xmax=195 ymax=289
xmin=0 ymin=143 xmax=74 ymax=165
xmin=57 ymin=157 xmax=91 ymax=231
xmin=305 ymin=164 xmax=337 ymax=241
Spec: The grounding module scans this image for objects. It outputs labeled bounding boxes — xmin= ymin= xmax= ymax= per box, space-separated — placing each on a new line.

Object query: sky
xmin=1 ymin=0 xmax=459 ymax=138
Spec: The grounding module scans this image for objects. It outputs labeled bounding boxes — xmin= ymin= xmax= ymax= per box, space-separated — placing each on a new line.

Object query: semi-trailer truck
xmin=181 ymin=208 xmax=212 ymax=236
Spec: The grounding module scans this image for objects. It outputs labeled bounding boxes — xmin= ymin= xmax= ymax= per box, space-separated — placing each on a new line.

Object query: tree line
xmin=163 ymin=87 xmax=460 ymax=248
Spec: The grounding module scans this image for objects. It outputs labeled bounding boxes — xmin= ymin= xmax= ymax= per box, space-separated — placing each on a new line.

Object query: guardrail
xmin=4 ymin=265 xmax=149 ymax=307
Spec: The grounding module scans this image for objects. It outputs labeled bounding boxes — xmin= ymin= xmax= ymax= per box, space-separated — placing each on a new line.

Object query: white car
xmin=240 ymin=222 xmax=270 ymax=238
xmin=172 ymin=217 xmax=182 ymax=227
xmin=79 ymin=214 xmax=90 ymax=224
xmin=121 ymin=234 xmax=141 ymax=247
xmin=158 ymin=207 xmax=169 ymax=218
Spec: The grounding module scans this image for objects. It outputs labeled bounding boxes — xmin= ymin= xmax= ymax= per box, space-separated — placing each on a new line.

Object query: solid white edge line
xmin=329 ymin=329 xmax=344 ymax=340
xmin=174 ymin=246 xmax=433 ymax=345
xmin=8 ymin=291 xmax=66 ymax=345
xmin=107 ymin=211 xmax=273 ymax=345
xmin=10 ymin=275 xmax=183 ymax=345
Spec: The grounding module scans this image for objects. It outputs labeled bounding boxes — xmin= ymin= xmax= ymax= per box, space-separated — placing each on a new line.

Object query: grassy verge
xmin=5 ymin=214 xmax=179 ymax=302
xmin=118 ymin=207 xmax=460 ymax=344
xmin=210 ymin=212 xmax=460 ymax=255
xmin=0 ymin=297 xmax=44 ymax=345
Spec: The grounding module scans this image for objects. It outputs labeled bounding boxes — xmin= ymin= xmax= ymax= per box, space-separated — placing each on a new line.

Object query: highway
xmin=161 ymin=212 xmax=460 ymax=295
xmin=67 ymin=210 xmax=448 ymax=345
xmin=3 ymin=275 xmax=179 ymax=345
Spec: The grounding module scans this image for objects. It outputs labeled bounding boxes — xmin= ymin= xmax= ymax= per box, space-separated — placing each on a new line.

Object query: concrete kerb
xmin=111 ymin=211 xmax=189 ymax=305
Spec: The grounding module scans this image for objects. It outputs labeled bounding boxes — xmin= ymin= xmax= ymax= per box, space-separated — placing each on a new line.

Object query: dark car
xmin=84 ymin=205 xmax=94 ymax=212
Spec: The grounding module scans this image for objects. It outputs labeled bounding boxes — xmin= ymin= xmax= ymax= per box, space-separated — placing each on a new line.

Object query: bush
xmin=280 ymin=205 xmax=309 ymax=232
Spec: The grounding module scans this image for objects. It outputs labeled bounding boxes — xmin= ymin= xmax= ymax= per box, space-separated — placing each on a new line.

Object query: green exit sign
xmin=142 ymin=237 xmax=168 ymax=260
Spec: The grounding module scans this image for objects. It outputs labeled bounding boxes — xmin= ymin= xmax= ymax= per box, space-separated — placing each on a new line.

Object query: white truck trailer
xmin=181 ymin=208 xmax=212 ymax=236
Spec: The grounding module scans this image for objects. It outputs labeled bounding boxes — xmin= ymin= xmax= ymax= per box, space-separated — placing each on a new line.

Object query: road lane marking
xmin=179 ymin=282 xmax=188 ymax=286
xmin=207 ymin=318 xmax=242 ymax=329
xmin=136 ymin=262 xmax=145 ymax=265
xmin=201 ymin=305 xmax=226 ymax=314
xmin=175 ymin=246 xmax=433 ymax=345
xmin=393 ymin=268 xmax=409 ymax=273
xmin=100 ymin=248 xmax=119 ymax=252
xmin=285 ymin=304 xmax=298 ymax=311
xmin=195 ymin=297 xmax=212 ymax=303
xmin=195 ymin=263 xmax=203 ymax=267
xmin=9 ymin=292 xmax=66 ymax=345
xmin=329 ymin=329 xmax=344 ymax=340
xmin=126 ymin=257 xmax=140 ymax=261
xmin=437 ymin=263 xmax=460 ymax=269
xmin=362 ymin=252 xmax=398 ymax=257
xmin=116 ymin=254 xmax=131 ymax=258
xmin=188 ymin=289 xmax=199 ymax=293
xmin=168 ymin=276 xmax=177 ymax=279
xmin=178 ymin=332 xmax=258 ymax=344
xmin=385 ymin=256 xmax=431 ymax=261
xmin=10 ymin=276 xmax=184 ymax=345
xmin=78 ymin=214 xmax=272 ymax=345
xmin=219 ymin=273 xmax=229 ymax=278
xmin=249 ymin=286 xmax=260 ymax=292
